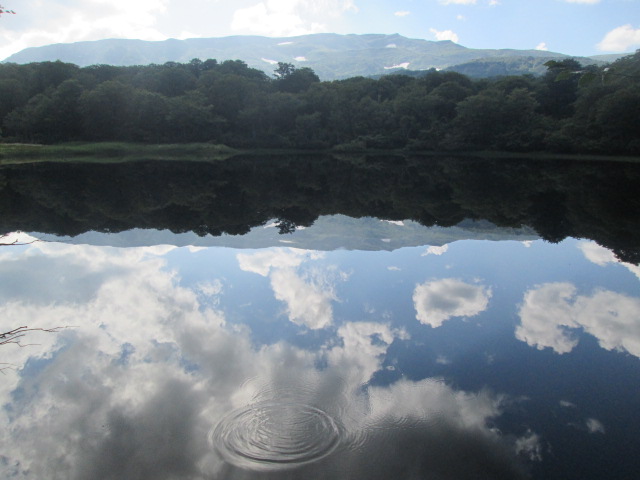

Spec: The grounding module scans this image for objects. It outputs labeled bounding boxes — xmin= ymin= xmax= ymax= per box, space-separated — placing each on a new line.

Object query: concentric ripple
xmin=211 ymin=401 xmax=343 ymax=470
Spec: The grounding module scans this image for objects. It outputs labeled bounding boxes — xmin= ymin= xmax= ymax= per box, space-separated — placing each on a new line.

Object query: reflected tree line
xmin=0 ymin=155 xmax=638 ymax=263
xmin=0 ymin=52 xmax=639 ymax=154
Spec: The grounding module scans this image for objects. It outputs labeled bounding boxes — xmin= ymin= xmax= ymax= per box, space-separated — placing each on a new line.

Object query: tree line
xmin=0 ymin=52 xmax=639 ymax=153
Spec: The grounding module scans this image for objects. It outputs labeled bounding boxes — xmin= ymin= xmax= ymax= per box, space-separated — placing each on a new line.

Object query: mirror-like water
xmin=1 ymin=155 xmax=639 ymax=480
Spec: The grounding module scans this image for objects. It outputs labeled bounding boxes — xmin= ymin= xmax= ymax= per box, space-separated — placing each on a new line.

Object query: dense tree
xmin=79 ymin=80 xmax=134 ymax=140
xmin=537 ymin=58 xmax=581 ymax=119
xmin=274 ymin=62 xmax=296 ymax=79
xmin=594 ymin=87 xmax=640 ymax=153
xmin=0 ymin=53 xmax=638 ymax=153
xmin=447 ymin=87 xmax=543 ymax=150
xmin=0 ymin=77 xmax=28 ymax=120
xmin=3 ymin=94 xmax=54 ymax=142
xmin=276 ymin=67 xmax=320 ymax=93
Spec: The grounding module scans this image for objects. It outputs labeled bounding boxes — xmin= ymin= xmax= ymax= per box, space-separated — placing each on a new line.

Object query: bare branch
xmin=0 ymin=7 xmax=16 ymax=15
xmin=0 ymin=363 xmax=18 ymax=374
xmin=0 ymin=325 xmax=73 ymax=348
xmin=0 ymin=232 xmax=41 ymax=246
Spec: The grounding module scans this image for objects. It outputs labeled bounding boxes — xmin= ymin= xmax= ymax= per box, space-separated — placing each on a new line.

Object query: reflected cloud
xmin=237 ymin=248 xmax=339 ymax=329
xmin=0 ymin=243 xmax=529 ymax=479
xmin=579 ymin=241 xmax=640 ymax=280
xmin=421 ymin=244 xmax=449 ymax=256
xmin=237 ymin=247 xmax=320 ymax=276
xmin=413 ymin=278 xmax=492 ymax=328
xmin=270 ymin=267 xmax=336 ymax=329
xmin=586 ymin=418 xmax=605 ymax=434
xmin=436 ymin=354 xmax=452 ymax=365
xmin=327 ymin=322 xmax=409 ymax=386
xmin=516 ymin=282 xmax=640 ymax=356
xmin=514 ymin=431 xmax=543 ymax=462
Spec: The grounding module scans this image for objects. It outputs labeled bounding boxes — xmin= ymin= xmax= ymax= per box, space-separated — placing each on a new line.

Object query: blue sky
xmin=1 ymin=0 xmax=639 ymax=61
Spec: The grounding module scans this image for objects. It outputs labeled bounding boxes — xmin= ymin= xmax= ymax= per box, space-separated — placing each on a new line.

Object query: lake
xmin=1 ymin=154 xmax=639 ymax=479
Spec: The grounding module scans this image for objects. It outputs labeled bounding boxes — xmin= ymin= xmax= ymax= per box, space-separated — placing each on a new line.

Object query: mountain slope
xmin=3 ymin=33 xmax=579 ymax=80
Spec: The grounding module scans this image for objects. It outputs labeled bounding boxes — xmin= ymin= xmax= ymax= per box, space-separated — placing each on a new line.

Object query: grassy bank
xmin=1 ymin=142 xmax=639 ymax=164
xmin=0 ymin=142 xmax=240 ymax=164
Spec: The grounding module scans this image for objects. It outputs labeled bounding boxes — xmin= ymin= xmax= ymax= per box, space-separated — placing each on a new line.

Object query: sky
xmin=0 ymin=0 xmax=639 ymax=62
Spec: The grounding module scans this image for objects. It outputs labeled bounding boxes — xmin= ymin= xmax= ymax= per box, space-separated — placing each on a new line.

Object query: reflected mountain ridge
xmin=1 ymin=154 xmax=640 ymax=480
xmin=1 ymin=154 xmax=639 ymax=262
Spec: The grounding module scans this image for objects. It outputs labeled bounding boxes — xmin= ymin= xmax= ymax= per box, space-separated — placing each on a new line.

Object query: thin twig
xmin=0 ymin=232 xmax=41 ymax=246
xmin=0 ymin=363 xmax=18 ymax=374
xmin=0 ymin=326 xmax=73 ymax=348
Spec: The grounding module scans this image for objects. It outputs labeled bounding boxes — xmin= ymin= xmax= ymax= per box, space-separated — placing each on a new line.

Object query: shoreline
xmin=1 ymin=141 xmax=639 ymax=164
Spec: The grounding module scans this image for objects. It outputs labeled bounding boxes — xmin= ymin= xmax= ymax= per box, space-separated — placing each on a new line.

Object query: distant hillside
xmin=443 ymin=55 xmax=606 ymax=78
xmin=589 ymin=53 xmax=631 ymax=63
xmin=2 ymin=33 xmax=586 ymax=80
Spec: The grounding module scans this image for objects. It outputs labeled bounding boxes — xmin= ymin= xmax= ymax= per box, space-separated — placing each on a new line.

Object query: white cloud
xmin=413 ymin=278 xmax=492 ymax=328
xmin=516 ymin=282 xmax=640 ymax=356
xmin=488 ymin=0 xmax=500 ymax=5
xmin=535 ymin=42 xmax=549 ymax=51
xmin=232 ymin=2 xmax=310 ymax=36
xmin=231 ymin=0 xmax=358 ymax=37
xmin=0 ymin=0 xmax=170 ymax=60
xmin=394 ymin=10 xmax=411 ymax=16
xmin=439 ymin=0 xmax=477 ymax=5
xmin=294 ymin=55 xmax=307 ymax=61
xmin=429 ymin=28 xmax=460 ymax=43
xmin=597 ymin=24 xmax=640 ymax=52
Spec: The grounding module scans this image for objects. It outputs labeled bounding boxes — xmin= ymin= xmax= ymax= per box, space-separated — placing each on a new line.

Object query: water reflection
xmin=517 ymin=282 xmax=640 ymax=355
xmin=237 ymin=248 xmax=341 ymax=329
xmin=413 ymin=278 xmax=492 ymax=327
xmin=2 ymin=155 xmax=639 ymax=262
xmin=1 ymin=232 xmax=639 ymax=479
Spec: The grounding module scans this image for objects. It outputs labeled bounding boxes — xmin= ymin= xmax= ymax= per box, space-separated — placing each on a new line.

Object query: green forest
xmin=0 ymin=51 xmax=639 ymax=154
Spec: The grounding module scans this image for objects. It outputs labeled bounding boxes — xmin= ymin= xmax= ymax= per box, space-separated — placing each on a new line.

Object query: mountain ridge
xmin=2 ymin=33 xmax=615 ymax=80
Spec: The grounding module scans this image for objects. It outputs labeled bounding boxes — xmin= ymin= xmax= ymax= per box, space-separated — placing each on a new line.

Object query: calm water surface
xmin=1 ymin=155 xmax=639 ymax=479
